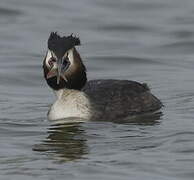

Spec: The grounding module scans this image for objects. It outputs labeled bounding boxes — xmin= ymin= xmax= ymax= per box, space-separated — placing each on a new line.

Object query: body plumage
xmin=43 ymin=32 xmax=162 ymax=121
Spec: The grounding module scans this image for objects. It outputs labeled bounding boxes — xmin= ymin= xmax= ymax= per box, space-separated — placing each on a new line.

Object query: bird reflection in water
xmin=33 ymin=112 xmax=162 ymax=162
xmin=33 ymin=119 xmax=88 ymax=162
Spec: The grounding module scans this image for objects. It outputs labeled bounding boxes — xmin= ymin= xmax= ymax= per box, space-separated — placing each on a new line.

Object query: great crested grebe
xmin=43 ymin=32 xmax=162 ymax=121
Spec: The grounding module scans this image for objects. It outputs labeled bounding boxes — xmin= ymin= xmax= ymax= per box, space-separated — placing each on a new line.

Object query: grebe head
xmin=43 ymin=32 xmax=87 ymax=90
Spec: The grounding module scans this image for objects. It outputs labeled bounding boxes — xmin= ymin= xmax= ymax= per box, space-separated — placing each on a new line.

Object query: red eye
xmin=48 ymin=58 xmax=56 ymax=67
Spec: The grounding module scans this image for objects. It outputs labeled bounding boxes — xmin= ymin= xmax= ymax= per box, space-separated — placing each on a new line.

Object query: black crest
xmin=43 ymin=35 xmax=87 ymax=90
xmin=48 ymin=32 xmax=81 ymax=57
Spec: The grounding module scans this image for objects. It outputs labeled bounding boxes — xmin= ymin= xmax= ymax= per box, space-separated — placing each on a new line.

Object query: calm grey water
xmin=1 ymin=0 xmax=194 ymax=179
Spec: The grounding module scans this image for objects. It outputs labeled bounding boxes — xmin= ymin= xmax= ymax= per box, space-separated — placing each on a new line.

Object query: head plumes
xmin=48 ymin=32 xmax=80 ymax=57
xmin=43 ymin=32 xmax=87 ymax=90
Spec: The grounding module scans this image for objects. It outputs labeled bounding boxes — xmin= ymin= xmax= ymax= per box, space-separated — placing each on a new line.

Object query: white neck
xmin=49 ymin=88 xmax=93 ymax=121
xmin=53 ymin=88 xmax=81 ymax=100
xmin=54 ymin=89 xmax=64 ymax=99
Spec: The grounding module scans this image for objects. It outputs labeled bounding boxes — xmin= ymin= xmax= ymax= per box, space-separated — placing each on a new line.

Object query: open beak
xmin=45 ymin=50 xmax=69 ymax=84
xmin=56 ymin=58 xmax=68 ymax=84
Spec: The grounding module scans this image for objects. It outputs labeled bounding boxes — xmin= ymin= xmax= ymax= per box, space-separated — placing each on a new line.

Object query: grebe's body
xmin=43 ymin=32 xmax=162 ymax=121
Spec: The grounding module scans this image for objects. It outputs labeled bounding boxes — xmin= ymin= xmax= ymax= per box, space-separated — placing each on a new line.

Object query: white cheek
xmin=45 ymin=50 xmax=52 ymax=66
xmin=67 ymin=48 xmax=74 ymax=65
xmin=53 ymin=62 xmax=57 ymax=69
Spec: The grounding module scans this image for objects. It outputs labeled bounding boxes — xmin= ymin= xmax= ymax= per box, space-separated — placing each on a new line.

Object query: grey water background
xmin=1 ymin=0 xmax=194 ymax=179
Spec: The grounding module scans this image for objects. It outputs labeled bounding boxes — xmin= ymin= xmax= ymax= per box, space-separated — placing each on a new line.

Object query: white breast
xmin=48 ymin=89 xmax=93 ymax=121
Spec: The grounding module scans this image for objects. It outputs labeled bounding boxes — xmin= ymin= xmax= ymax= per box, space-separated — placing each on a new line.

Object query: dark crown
xmin=48 ymin=32 xmax=81 ymax=57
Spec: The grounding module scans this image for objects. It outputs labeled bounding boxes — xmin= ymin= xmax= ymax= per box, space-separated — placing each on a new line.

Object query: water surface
xmin=1 ymin=0 xmax=194 ymax=179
